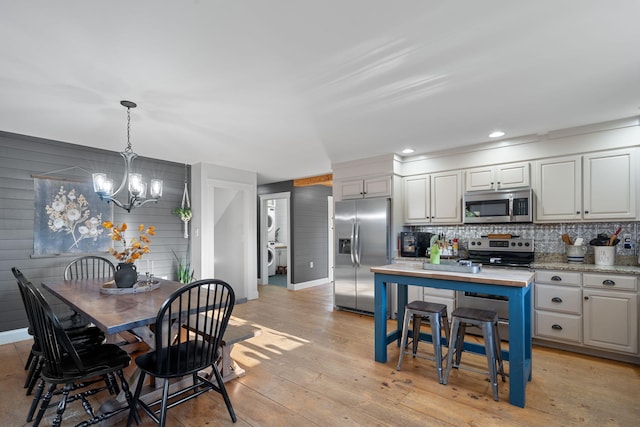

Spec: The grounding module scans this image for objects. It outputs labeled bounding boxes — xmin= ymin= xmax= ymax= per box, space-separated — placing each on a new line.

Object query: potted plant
xmin=103 ymin=222 xmax=155 ymax=287
xmin=172 ymin=249 xmax=195 ymax=284
xmin=174 ymin=207 xmax=192 ymax=239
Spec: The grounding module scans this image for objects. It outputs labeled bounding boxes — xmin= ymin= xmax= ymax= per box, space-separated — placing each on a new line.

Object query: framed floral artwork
xmin=33 ymin=177 xmax=113 ymax=256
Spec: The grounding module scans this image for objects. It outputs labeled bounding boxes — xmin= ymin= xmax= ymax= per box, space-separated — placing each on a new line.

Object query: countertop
xmin=371 ymin=263 xmax=534 ymax=288
xmin=394 ymin=256 xmax=640 ymax=276
xmin=530 ymin=262 xmax=640 ymax=275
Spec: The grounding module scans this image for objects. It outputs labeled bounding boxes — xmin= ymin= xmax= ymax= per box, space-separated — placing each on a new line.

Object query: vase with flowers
xmin=103 ymin=221 xmax=155 ymax=288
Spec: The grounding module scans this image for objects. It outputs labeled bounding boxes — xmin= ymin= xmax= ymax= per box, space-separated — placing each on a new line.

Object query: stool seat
xmin=444 ymin=306 xmax=505 ymax=401
xmin=406 ymin=300 xmax=447 ymax=314
xmin=397 ymin=300 xmax=450 ymax=384
xmin=450 ymin=307 xmax=497 ymax=322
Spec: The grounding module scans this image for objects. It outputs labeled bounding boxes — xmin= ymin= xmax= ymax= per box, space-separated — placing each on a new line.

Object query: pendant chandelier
xmin=93 ymin=100 xmax=163 ymax=212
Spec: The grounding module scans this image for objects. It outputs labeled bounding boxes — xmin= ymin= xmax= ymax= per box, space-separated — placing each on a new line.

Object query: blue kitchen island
xmin=372 ymin=263 xmax=534 ymax=408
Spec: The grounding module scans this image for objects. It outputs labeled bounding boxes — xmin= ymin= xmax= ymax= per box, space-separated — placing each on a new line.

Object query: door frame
xmin=259 ymin=192 xmax=291 ymax=288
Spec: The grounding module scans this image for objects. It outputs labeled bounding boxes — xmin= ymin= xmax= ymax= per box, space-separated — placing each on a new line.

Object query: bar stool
xmin=443 ymin=307 xmax=506 ymax=401
xmin=397 ymin=300 xmax=450 ymax=384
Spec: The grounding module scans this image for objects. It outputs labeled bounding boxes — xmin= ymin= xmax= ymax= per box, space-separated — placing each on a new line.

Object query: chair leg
xmin=159 ymin=375 xmax=171 ymax=427
xmin=483 ymin=323 xmax=499 ymax=401
xmin=27 ymin=378 xmax=45 ymax=422
xmin=443 ymin=318 xmax=461 ymax=385
xmin=211 ymin=364 xmax=237 ymax=422
xmin=396 ymin=307 xmax=411 ymax=371
xmin=116 ymin=369 xmax=140 ymax=425
xmin=429 ymin=314 xmax=444 ymax=384
xmin=454 ymin=324 xmax=466 ymax=367
xmin=33 ymin=382 xmax=57 ymax=427
xmin=25 ymin=348 xmax=34 ymax=370
xmin=126 ymin=371 xmax=146 ymax=427
xmin=52 ymin=385 xmax=72 ymax=427
xmin=493 ymin=320 xmax=506 ymax=382
xmin=412 ymin=313 xmax=422 ymax=356
xmin=26 ymin=356 xmax=44 ymax=395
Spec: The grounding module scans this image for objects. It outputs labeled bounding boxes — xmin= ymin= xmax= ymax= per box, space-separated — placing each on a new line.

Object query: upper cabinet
xmin=465 ymin=162 xmax=530 ymax=192
xmin=535 ymin=148 xmax=637 ymax=222
xmin=336 ymin=175 xmax=392 ymax=200
xmin=404 ymin=171 xmax=462 ymax=224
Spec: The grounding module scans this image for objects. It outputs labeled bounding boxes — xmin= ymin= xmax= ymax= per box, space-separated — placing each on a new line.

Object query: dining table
xmin=41 ymin=276 xmax=259 ymax=423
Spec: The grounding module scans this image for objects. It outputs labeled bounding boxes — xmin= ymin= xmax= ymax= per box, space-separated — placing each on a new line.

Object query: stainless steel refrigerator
xmin=334 ymin=197 xmax=391 ymax=314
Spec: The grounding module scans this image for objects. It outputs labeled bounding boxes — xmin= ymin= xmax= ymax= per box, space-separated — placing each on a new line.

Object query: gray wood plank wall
xmin=1 ymin=131 xmax=190 ymax=333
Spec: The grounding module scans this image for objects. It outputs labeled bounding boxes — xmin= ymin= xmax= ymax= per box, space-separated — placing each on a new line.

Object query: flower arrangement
xmin=102 ymin=221 xmax=155 ymax=263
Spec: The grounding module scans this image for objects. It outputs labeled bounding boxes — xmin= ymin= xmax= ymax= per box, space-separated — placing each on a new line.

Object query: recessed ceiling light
xmin=401 ymin=148 xmax=415 ymax=154
xmin=489 ymin=131 xmax=505 ymax=138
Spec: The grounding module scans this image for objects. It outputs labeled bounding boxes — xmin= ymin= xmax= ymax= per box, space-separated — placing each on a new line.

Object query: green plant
xmin=173 ymin=207 xmax=192 ymax=221
xmin=172 ymin=249 xmax=195 ymax=284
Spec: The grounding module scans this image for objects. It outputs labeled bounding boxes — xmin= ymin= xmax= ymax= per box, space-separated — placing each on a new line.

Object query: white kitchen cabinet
xmin=336 ymin=175 xmax=392 ymax=200
xmin=535 ymin=148 xmax=637 ymax=222
xmin=464 ymin=162 xmax=530 ymax=192
xmin=582 ymin=149 xmax=636 ymax=220
xmin=582 ymin=272 xmax=638 ymax=354
xmin=403 ymin=171 xmax=462 ymax=224
xmin=534 ymin=270 xmax=582 ymax=344
xmin=534 ymin=269 xmax=639 ymax=356
xmin=535 ymin=155 xmax=582 ymax=221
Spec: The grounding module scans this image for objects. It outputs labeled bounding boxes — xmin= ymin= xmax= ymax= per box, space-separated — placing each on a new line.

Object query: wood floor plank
xmin=2 ymin=282 xmax=639 ymax=426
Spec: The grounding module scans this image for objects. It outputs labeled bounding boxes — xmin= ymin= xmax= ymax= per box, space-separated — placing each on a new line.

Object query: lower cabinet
xmin=534 ymin=269 xmax=639 ymax=357
xmin=583 ymin=282 xmax=638 ymax=354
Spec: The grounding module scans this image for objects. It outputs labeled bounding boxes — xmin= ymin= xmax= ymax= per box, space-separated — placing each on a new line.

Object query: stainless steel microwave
xmin=463 ymin=188 xmax=533 ymax=223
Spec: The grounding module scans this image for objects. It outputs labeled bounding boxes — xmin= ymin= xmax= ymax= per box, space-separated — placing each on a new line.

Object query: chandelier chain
xmin=125 ymin=106 xmax=133 ymax=153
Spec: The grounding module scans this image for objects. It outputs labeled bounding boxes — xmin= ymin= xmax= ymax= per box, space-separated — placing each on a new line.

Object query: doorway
xmin=259 ymin=192 xmax=291 ymax=289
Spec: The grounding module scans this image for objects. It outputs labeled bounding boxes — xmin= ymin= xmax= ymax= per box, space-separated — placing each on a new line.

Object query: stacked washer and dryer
xmin=267 ymin=204 xmax=277 ymax=276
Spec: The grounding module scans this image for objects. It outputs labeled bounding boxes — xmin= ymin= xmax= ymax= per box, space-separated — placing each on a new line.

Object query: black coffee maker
xmin=400 ymin=231 xmax=432 ymax=257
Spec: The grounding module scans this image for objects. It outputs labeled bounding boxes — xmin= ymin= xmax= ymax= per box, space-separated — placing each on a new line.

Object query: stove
xmin=466 ymin=237 xmax=534 ymax=268
xmin=457 ymin=237 xmax=534 ymax=341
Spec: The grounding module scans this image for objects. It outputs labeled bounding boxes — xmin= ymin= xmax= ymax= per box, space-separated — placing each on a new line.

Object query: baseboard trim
xmin=292 ymin=278 xmax=330 ymax=291
xmin=0 ymin=328 xmax=30 ymax=345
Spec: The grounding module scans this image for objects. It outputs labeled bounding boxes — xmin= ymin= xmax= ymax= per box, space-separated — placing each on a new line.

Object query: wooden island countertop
xmin=371 ymin=263 xmax=534 ymax=287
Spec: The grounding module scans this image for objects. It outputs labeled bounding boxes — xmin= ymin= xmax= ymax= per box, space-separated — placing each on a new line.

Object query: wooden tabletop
xmin=42 ymin=278 xmax=186 ymax=334
xmin=371 ymin=263 xmax=534 ymax=287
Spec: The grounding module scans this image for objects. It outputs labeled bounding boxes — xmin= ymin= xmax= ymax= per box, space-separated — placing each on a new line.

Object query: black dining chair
xmin=126 ymin=278 xmax=237 ymax=427
xmin=21 ymin=274 xmax=135 ymax=427
xmin=63 ymin=255 xmax=115 ymax=280
xmin=11 ymin=268 xmax=105 ymax=405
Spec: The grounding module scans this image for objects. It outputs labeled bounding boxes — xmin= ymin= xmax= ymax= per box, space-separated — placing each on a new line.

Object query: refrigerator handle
xmin=350 ymin=222 xmax=356 ymax=266
xmin=354 ymin=222 xmax=361 ymax=266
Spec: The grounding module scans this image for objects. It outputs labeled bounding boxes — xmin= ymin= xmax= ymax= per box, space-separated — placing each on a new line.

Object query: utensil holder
xmin=565 ymin=245 xmax=587 ymax=264
xmin=594 ymin=246 xmax=615 ymax=266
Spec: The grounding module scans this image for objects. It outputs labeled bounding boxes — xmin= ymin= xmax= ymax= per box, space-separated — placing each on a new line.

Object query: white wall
xmin=192 ymin=162 xmax=258 ymax=301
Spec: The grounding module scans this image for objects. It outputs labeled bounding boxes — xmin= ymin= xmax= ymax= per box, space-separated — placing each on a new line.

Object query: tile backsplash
xmin=410 ymin=221 xmax=639 ymax=265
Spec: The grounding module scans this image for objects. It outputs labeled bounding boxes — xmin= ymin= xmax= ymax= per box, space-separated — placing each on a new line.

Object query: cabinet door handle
xmin=551 ymin=324 xmax=563 ymax=330
xmin=584 ymin=210 xmax=589 ymax=214
xmin=602 ymin=279 xmax=616 ymax=286
xmin=584 ymin=296 xmax=589 ymax=300
xmin=551 ymin=275 xmax=562 ymax=281
xmin=576 ymin=211 xmax=581 ymax=214
xmin=551 ymin=297 xmax=563 ymax=303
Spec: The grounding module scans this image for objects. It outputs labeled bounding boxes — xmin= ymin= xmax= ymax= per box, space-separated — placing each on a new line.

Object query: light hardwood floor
xmin=1 ymin=283 xmax=639 ymax=426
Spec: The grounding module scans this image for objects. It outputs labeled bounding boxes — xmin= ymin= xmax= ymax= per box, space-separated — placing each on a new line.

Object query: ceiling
xmin=2 ymin=1 xmax=639 ymax=184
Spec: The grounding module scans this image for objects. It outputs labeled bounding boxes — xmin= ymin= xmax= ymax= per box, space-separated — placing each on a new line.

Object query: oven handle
xmin=508 ymin=194 xmax=514 ymax=221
